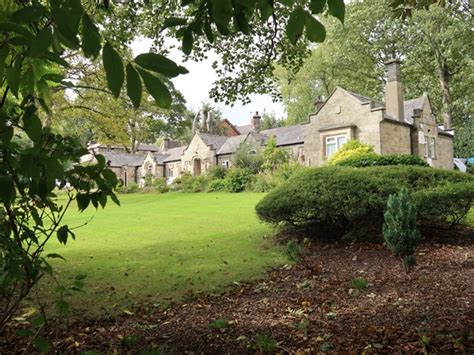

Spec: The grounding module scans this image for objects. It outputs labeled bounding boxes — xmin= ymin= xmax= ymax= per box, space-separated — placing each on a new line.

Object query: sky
xmin=131 ymin=38 xmax=285 ymax=127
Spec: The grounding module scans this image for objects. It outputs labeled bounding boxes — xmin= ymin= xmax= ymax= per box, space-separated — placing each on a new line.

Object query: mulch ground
xmin=2 ymin=228 xmax=473 ymax=354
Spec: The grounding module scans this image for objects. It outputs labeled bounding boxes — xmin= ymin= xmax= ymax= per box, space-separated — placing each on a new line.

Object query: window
xmin=325 ymin=135 xmax=347 ymax=157
xmin=299 ymin=148 xmax=305 ymax=163
xmin=168 ymin=167 xmax=173 ymax=177
xmin=222 ymin=160 xmax=230 ymax=168
xmin=425 ymin=137 xmax=436 ymax=158
xmin=248 ymin=149 xmax=257 ymax=156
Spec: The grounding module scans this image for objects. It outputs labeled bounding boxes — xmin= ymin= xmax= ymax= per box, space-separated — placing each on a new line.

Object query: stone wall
xmin=181 ymin=135 xmax=216 ymax=175
xmin=379 ymin=121 xmax=412 ymax=155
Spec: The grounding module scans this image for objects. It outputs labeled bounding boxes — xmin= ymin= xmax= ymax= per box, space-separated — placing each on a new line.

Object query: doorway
xmin=193 ymin=159 xmax=201 ymax=176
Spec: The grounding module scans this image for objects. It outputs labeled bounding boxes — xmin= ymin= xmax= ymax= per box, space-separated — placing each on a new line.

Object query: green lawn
xmin=38 ymin=192 xmax=285 ymax=315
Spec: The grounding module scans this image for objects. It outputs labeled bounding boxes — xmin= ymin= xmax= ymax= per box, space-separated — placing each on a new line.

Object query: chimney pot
xmin=252 ymin=111 xmax=261 ymax=132
xmin=163 ymin=137 xmax=170 ymax=151
xmin=314 ymin=96 xmax=324 ymax=112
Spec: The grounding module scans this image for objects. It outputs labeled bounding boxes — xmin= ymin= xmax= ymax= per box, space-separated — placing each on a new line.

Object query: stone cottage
xmin=86 ymin=59 xmax=454 ymax=186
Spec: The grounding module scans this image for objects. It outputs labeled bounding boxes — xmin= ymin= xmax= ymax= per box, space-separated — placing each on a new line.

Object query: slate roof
xmin=403 ymin=98 xmax=424 ymax=124
xmin=137 ymin=143 xmax=160 ymax=152
xmin=261 ymin=124 xmax=305 ymax=146
xmin=103 ymin=153 xmax=145 ymax=167
xmin=236 ymin=124 xmax=253 ymax=134
xmin=343 ymin=88 xmax=384 ymax=109
xmin=198 ymin=133 xmax=228 ymax=151
xmin=153 ymin=153 xmax=169 ymax=165
xmin=217 ymin=134 xmax=249 ymax=155
xmin=162 ymin=146 xmax=186 ymax=163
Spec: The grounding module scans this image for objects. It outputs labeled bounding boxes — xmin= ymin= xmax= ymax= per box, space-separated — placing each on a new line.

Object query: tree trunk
xmin=438 ymin=63 xmax=452 ymax=130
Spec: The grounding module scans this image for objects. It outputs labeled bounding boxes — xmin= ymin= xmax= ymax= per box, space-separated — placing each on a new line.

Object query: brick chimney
xmin=384 ymin=59 xmax=404 ymax=122
xmin=252 ymin=111 xmax=261 ymax=132
xmin=163 ymin=137 xmax=170 ymax=152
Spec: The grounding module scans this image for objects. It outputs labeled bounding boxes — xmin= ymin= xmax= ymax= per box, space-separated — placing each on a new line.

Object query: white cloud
xmin=131 ymin=37 xmax=284 ymax=126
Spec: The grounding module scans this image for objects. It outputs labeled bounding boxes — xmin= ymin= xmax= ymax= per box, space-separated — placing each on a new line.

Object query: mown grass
xmin=37 ymin=192 xmax=284 ymax=315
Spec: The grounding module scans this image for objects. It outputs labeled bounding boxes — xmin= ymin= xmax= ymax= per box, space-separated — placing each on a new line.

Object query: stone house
xmin=87 ymin=59 xmax=454 ymax=186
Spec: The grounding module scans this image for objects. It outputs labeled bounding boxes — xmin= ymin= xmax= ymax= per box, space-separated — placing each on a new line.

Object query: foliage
xmin=336 ymin=153 xmax=429 ymax=168
xmin=261 ymin=112 xmax=285 ymax=130
xmin=262 ymin=136 xmax=289 ymax=172
xmin=117 ymin=182 xmax=139 ymax=194
xmin=350 ymin=277 xmax=368 ymax=290
xmin=208 ymin=165 xmax=227 ymax=180
xmin=275 ymin=0 xmax=473 ymax=128
xmin=412 ymin=182 xmax=474 ymax=226
xmin=246 ymin=174 xmax=275 ymax=193
xmin=254 ymin=334 xmax=278 ymax=353
xmin=383 ymin=188 xmax=421 ymax=272
xmin=255 ymin=166 xmax=474 ymax=240
xmin=286 ymin=240 xmax=302 ymax=263
xmin=209 ymin=318 xmax=229 ymax=330
xmin=453 ymin=117 xmax=474 ymax=158
xmin=153 ymin=178 xmax=170 ymax=193
xmin=207 ymin=179 xmax=227 ymax=192
xmin=232 ymin=143 xmax=263 ymax=174
xmin=326 ymin=140 xmax=375 ymax=165
xmin=225 ymin=168 xmax=253 ymax=193
xmin=180 ymin=174 xmax=209 ymax=193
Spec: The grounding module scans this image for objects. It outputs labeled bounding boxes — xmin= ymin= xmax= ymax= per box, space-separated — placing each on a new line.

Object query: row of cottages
xmin=89 ymin=59 xmax=454 ymax=186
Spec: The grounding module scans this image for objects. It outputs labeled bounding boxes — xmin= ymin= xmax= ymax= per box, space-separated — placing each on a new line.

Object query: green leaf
xmin=6 ymin=66 xmax=21 ymax=98
xmin=162 ymin=17 xmax=187 ymax=30
xmin=103 ymin=168 xmax=118 ymax=186
xmin=21 ymin=65 xmax=35 ymax=97
xmin=327 ymin=0 xmax=345 ymax=23
xmin=258 ymin=0 xmax=273 ymax=22
xmin=77 ymin=193 xmax=90 ymax=211
xmin=46 ymin=253 xmax=66 ymax=261
xmin=103 ymin=42 xmax=124 ymax=98
xmin=50 ymin=0 xmax=83 ymax=49
xmin=278 ymin=0 xmax=295 ymax=5
xmin=310 ymin=0 xmax=326 ymax=14
xmin=37 ymin=79 xmax=52 ymax=108
xmin=16 ymin=329 xmax=34 ymax=337
xmin=57 ymin=225 xmax=69 ymax=244
xmin=304 ymin=12 xmax=326 ymax=43
xmin=204 ymin=21 xmax=214 ymax=43
xmin=42 ymin=73 xmax=64 ymax=82
xmin=55 ymin=300 xmax=71 ymax=316
xmin=110 ymin=192 xmax=121 ymax=206
xmin=286 ymin=6 xmax=305 ymax=44
xmin=31 ymin=315 xmax=45 ymax=327
xmin=12 ymin=5 xmax=47 ymax=24
xmin=212 ymin=0 xmax=233 ymax=34
xmin=81 ymin=12 xmax=101 ymax=59
xmin=41 ymin=52 xmax=70 ymax=68
xmin=0 ymin=176 xmax=15 ymax=204
xmin=23 ymin=113 xmax=42 ymax=143
xmin=182 ymin=31 xmax=193 ymax=55
xmin=30 ymin=27 xmax=52 ymax=57
xmin=0 ymin=22 xmax=33 ymax=38
xmin=126 ymin=64 xmax=142 ymax=109
xmin=134 ymin=53 xmax=188 ymax=78
xmin=137 ymin=69 xmax=172 ymax=109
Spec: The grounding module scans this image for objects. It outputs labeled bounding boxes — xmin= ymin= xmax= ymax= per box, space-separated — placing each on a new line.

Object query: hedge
xmin=255 ymin=166 xmax=474 ymax=240
xmin=336 ymin=153 xmax=429 ymax=167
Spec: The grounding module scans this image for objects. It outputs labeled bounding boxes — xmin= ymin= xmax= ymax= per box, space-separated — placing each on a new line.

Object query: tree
xmin=383 ymin=188 xmax=421 ymax=273
xmin=232 ymin=143 xmax=264 ymax=174
xmin=263 ymin=136 xmax=289 ymax=172
xmin=275 ymin=0 xmax=473 ymax=130
xmin=261 ymin=111 xmax=285 ymax=130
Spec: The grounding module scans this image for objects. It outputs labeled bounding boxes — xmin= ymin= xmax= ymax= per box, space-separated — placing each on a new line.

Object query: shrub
xmin=255 ymin=166 xmax=474 ymax=240
xmin=208 ymin=165 xmax=227 ymax=180
xmin=209 ymin=318 xmax=229 ymax=329
xmin=233 ymin=143 xmax=264 ymax=173
xmin=274 ymin=162 xmax=306 ymax=183
xmin=153 ymin=177 xmax=169 ymax=193
xmin=207 ymin=179 xmax=227 ymax=192
xmin=117 ymin=182 xmax=139 ymax=194
xmin=180 ymin=174 xmax=209 ymax=192
xmin=383 ymin=188 xmax=421 ymax=273
xmin=326 ymin=140 xmax=374 ymax=165
xmin=225 ymin=168 xmax=253 ymax=192
xmin=246 ymin=173 xmax=274 ymax=192
xmin=350 ymin=277 xmax=368 ymax=290
xmin=263 ymin=136 xmax=289 ymax=172
xmin=337 ymin=153 xmax=429 ymax=168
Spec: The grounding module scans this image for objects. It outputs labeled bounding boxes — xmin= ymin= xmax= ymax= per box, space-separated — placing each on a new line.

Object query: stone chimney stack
xmin=252 ymin=111 xmax=261 ymax=132
xmin=314 ymin=97 xmax=324 ymax=112
xmin=384 ymin=59 xmax=404 ymax=122
xmin=163 ymin=137 xmax=170 ymax=152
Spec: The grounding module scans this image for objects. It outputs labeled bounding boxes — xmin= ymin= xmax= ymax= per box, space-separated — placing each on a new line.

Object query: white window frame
xmin=168 ymin=167 xmax=173 ymax=177
xmin=325 ymin=134 xmax=347 ymax=157
xmin=424 ymin=137 xmax=436 ymax=159
xmin=222 ymin=160 xmax=230 ymax=168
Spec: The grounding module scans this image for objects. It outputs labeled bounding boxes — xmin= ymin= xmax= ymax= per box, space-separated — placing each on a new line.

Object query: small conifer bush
xmin=383 ymin=187 xmax=421 ymax=273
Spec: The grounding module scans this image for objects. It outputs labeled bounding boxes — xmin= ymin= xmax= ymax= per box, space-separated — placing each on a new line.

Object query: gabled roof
xmin=153 ymin=153 xmax=169 ymax=165
xmin=198 ymin=133 xmax=228 ymax=151
xmin=217 ymin=134 xmax=249 ymax=155
xmin=261 ymin=124 xmax=305 ymax=146
xmin=137 ymin=143 xmax=160 ymax=152
xmin=163 ymin=146 xmax=186 ymax=163
xmin=103 ymin=153 xmax=145 ymax=167
xmin=403 ymin=97 xmax=425 ymax=124
xmin=235 ymin=124 xmax=253 ymax=135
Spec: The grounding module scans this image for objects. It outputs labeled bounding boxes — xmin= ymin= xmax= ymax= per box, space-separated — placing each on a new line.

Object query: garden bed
xmin=3 ymin=226 xmax=473 ymax=353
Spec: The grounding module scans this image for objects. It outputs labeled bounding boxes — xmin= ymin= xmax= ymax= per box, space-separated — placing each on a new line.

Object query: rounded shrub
xmin=208 ymin=165 xmax=227 ymax=180
xmin=337 ymin=153 xmax=429 ymax=168
xmin=153 ymin=177 xmax=169 ymax=193
xmin=207 ymin=179 xmax=227 ymax=192
xmin=180 ymin=174 xmax=209 ymax=192
xmin=255 ymin=166 xmax=474 ymax=240
xmin=326 ymin=140 xmax=375 ymax=165
xmin=225 ymin=168 xmax=253 ymax=193
xmin=246 ymin=174 xmax=274 ymax=192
